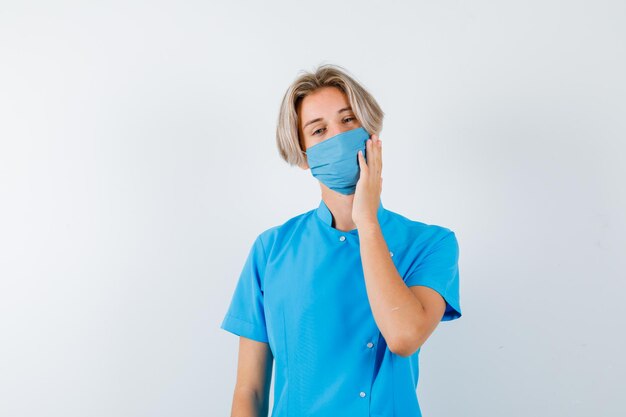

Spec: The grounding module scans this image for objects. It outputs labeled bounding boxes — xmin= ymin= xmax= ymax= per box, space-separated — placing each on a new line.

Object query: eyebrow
xmin=302 ymin=106 xmax=353 ymax=130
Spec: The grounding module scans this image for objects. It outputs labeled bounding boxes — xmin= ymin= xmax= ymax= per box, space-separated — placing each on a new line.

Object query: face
xmin=297 ymin=86 xmax=362 ymax=169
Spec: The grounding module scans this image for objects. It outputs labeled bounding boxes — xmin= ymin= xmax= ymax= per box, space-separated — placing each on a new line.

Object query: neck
xmin=320 ymin=185 xmax=358 ymax=232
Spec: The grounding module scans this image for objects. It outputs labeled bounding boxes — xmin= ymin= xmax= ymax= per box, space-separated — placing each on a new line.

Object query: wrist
xmin=356 ymin=219 xmax=380 ymax=233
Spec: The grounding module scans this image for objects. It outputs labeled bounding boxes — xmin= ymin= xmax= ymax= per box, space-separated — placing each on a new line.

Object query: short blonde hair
xmin=276 ymin=63 xmax=385 ymax=167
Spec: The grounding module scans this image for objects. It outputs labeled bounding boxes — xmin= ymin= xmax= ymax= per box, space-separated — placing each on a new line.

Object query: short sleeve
xmin=220 ymin=234 xmax=269 ymax=343
xmin=404 ymin=230 xmax=462 ymax=322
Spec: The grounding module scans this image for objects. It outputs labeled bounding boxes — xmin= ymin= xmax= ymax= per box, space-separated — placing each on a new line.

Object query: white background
xmin=1 ymin=1 xmax=624 ymax=416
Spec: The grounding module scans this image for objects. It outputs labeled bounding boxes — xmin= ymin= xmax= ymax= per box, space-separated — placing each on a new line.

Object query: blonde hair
xmin=276 ymin=63 xmax=385 ymax=167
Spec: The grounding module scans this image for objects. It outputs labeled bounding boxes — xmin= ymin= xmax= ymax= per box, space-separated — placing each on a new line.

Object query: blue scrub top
xmin=220 ymin=198 xmax=462 ymax=417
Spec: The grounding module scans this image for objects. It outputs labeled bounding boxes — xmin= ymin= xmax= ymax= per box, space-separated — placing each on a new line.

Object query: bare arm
xmin=229 ymin=336 xmax=274 ymax=417
xmin=358 ymin=222 xmax=446 ymax=357
xmin=354 ymin=135 xmax=446 ymax=357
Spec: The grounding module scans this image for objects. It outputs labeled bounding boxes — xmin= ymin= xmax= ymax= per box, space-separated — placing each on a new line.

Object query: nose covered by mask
xmin=305 ymin=126 xmax=371 ymax=195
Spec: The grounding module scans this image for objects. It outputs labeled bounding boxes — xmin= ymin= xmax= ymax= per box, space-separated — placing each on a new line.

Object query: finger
xmin=369 ymin=137 xmax=378 ymax=176
xmin=364 ymin=140 xmax=373 ymax=171
xmin=368 ymin=139 xmax=375 ymax=174
xmin=357 ymin=149 xmax=367 ymax=174
xmin=378 ymin=137 xmax=382 ymax=175
xmin=365 ymin=137 xmax=376 ymax=158
xmin=371 ymin=134 xmax=381 ymax=176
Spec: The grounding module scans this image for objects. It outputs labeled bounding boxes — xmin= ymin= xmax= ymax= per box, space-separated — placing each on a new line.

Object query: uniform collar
xmin=316 ymin=197 xmax=387 ymax=229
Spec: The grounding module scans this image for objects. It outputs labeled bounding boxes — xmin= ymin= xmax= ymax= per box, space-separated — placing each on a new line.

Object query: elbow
xmin=387 ymin=329 xmax=423 ymax=357
xmin=388 ymin=341 xmax=419 ymax=358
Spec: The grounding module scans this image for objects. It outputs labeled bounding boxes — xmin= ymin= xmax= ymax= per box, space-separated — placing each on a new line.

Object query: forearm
xmin=231 ymin=385 xmax=268 ymax=417
xmin=358 ymin=221 xmax=426 ymax=354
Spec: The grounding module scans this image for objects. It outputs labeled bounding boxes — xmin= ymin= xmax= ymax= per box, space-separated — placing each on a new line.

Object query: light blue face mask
xmin=305 ymin=126 xmax=370 ymax=195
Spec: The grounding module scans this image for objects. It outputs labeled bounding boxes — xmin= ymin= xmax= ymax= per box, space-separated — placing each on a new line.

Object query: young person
xmin=220 ymin=63 xmax=462 ymax=417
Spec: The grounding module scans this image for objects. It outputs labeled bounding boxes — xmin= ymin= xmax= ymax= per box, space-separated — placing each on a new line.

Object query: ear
xmin=297 ymin=152 xmax=310 ymax=170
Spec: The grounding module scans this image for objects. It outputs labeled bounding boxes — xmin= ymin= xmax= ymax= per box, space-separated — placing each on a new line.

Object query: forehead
xmin=298 ymin=87 xmax=350 ymax=120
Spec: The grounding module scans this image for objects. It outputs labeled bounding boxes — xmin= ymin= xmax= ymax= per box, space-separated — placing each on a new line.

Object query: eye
xmin=312 ymin=127 xmax=326 ymax=136
xmin=343 ymin=116 xmax=356 ymax=123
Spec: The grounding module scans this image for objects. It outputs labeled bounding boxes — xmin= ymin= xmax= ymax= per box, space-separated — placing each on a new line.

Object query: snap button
xmin=339 ymin=236 xmax=346 ymax=242
xmin=359 ymin=391 xmax=366 ymax=398
xmin=366 ymin=342 xmax=374 ymax=348
xmin=390 ymin=251 xmax=394 ymax=257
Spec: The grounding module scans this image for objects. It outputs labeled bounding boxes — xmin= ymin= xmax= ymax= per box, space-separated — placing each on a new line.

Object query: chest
xmin=262 ymin=231 xmax=411 ymax=323
xmin=265 ymin=234 xmax=362 ymax=304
